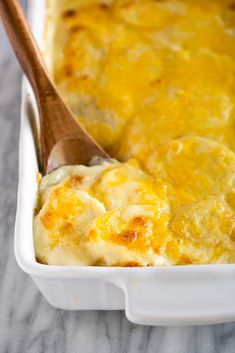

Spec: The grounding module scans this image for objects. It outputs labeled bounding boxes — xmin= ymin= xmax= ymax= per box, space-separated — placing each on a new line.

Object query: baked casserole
xmin=34 ymin=0 xmax=235 ymax=266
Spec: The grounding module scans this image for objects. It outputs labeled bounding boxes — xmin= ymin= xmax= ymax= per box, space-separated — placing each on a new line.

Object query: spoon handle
xmin=0 ymin=0 xmax=85 ymax=169
xmin=0 ymin=0 xmax=50 ymax=96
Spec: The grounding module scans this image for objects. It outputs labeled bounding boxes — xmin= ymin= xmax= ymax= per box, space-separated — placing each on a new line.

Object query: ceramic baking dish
xmin=14 ymin=0 xmax=235 ymax=326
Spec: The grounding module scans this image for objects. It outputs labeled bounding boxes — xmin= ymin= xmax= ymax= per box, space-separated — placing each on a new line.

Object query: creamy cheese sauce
xmin=34 ymin=0 xmax=235 ymax=266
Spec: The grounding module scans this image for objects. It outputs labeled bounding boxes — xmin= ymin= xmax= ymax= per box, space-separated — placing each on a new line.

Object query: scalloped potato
xmin=34 ymin=0 xmax=235 ymax=265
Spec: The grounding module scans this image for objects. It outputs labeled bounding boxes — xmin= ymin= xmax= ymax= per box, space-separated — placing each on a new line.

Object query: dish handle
xmin=115 ymin=268 xmax=235 ymax=326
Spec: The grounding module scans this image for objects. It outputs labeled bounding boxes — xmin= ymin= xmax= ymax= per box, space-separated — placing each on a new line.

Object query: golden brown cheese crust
xmin=46 ymin=0 xmax=235 ymax=155
xmin=34 ymin=151 xmax=235 ymax=266
xmin=34 ymin=0 xmax=235 ymax=266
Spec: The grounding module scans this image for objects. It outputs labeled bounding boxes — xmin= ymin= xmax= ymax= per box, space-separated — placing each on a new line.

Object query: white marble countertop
xmin=1 ymin=3 xmax=235 ymax=352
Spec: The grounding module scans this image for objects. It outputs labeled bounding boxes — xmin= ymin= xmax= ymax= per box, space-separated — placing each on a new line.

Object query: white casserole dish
xmin=14 ymin=0 xmax=235 ymax=326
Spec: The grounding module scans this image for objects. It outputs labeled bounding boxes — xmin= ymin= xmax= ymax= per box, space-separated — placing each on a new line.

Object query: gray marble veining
xmin=1 ymin=3 xmax=235 ymax=353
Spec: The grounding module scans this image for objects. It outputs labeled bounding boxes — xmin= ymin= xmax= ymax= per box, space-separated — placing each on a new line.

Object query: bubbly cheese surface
xmin=34 ymin=0 xmax=235 ymax=266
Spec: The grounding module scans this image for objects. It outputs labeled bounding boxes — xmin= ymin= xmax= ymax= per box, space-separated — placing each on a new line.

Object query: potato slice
xmin=146 ymin=137 xmax=235 ymax=207
xmin=170 ymin=196 xmax=235 ymax=264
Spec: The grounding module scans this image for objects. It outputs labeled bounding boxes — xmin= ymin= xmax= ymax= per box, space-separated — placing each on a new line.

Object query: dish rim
xmin=14 ymin=0 xmax=235 ymax=278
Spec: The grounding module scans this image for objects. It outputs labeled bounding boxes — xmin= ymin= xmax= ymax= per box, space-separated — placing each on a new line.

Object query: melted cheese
xmin=34 ymin=0 xmax=235 ymax=266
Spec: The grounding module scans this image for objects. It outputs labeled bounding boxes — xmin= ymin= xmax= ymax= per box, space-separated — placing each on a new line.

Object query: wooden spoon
xmin=0 ymin=0 xmax=109 ymax=174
